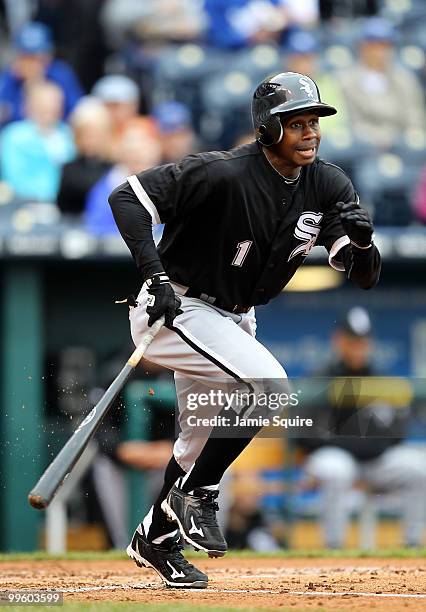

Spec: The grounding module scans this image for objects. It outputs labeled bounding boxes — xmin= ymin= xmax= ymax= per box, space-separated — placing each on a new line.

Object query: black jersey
xmin=126 ymin=141 xmax=355 ymax=307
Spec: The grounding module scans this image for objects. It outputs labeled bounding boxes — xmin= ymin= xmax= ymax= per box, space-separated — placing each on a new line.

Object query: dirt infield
xmin=1 ymin=557 xmax=425 ymax=611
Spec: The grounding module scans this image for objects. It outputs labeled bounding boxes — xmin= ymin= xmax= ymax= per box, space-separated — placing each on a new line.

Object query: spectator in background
xmin=283 ymin=29 xmax=349 ymax=139
xmin=203 ymin=0 xmax=318 ymax=50
xmin=91 ymin=74 xmax=140 ymax=159
xmin=0 ymin=21 xmax=83 ymax=126
xmin=100 ymin=0 xmax=206 ymax=50
xmin=296 ymin=307 xmax=426 ymax=549
xmin=281 ymin=0 xmax=318 ymax=30
xmin=32 ymin=0 xmax=109 ymax=92
xmin=204 ymin=0 xmax=288 ymax=49
xmin=413 ymin=165 xmax=426 ymax=225
xmin=84 ymin=117 xmax=162 ymax=235
xmin=152 ymin=101 xmax=198 ymax=163
xmin=0 ymin=80 xmax=75 ymax=202
xmin=57 ymin=97 xmax=112 ymax=217
xmin=339 ymin=18 xmax=425 ymax=149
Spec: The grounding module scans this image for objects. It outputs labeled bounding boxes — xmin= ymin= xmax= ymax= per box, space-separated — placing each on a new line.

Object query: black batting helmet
xmin=252 ymin=72 xmax=337 ymax=146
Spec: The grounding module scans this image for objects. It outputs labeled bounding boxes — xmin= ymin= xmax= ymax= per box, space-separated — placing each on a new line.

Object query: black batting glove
xmin=146 ymin=273 xmax=183 ymax=327
xmin=336 ymin=201 xmax=374 ymax=248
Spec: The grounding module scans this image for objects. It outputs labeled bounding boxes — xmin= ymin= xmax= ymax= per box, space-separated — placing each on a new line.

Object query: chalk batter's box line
xmin=54 ymin=583 xmax=426 ymax=599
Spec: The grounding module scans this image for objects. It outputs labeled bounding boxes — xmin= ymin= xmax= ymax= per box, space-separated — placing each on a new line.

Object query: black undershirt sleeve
xmin=108 ymin=181 xmax=163 ymax=280
xmin=316 ymin=162 xmax=381 ymax=289
xmin=341 ymin=243 xmax=381 ymax=289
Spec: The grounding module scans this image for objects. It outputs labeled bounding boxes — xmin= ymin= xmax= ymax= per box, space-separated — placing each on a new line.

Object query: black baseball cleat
xmin=161 ymin=485 xmax=228 ymax=557
xmin=127 ymin=525 xmax=208 ymax=588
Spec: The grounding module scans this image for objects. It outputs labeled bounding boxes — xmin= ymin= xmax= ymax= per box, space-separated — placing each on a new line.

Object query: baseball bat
xmin=28 ymin=317 xmax=165 ymax=510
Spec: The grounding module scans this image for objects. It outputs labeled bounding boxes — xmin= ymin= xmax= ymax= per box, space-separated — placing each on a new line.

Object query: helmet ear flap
xmin=257 ymin=115 xmax=283 ymax=147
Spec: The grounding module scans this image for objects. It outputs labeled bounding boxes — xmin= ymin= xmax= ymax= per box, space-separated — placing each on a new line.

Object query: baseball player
xmin=108 ymin=72 xmax=381 ymax=588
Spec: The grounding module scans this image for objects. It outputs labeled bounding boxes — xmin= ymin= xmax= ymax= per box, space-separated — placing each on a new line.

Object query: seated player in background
xmin=296 ymin=307 xmax=426 ymax=549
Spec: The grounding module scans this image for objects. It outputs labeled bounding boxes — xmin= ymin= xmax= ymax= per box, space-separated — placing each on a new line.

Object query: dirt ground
xmin=1 ymin=557 xmax=425 ymax=611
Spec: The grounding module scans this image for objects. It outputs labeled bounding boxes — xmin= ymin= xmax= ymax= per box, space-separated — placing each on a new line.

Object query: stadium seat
xmin=354 ymin=153 xmax=417 ymax=226
xmin=225 ymin=44 xmax=283 ymax=82
xmin=381 ymin=0 xmax=426 ymax=24
xmin=318 ymin=20 xmax=364 ymax=52
xmin=400 ymin=21 xmax=426 ymax=49
xmin=200 ymin=70 xmax=255 ymax=148
xmin=152 ymin=44 xmax=225 ymax=84
xmin=392 ymin=132 xmax=426 ymax=166
xmin=322 ymin=44 xmax=354 ymax=71
xmin=319 ymin=131 xmax=371 ymax=178
xmin=398 ymin=45 xmax=426 ymax=85
xmin=150 ymin=44 xmax=227 ymax=132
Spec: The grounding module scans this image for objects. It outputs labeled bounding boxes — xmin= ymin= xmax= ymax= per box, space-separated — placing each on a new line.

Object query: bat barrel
xmin=28 ymin=362 xmax=134 ymax=509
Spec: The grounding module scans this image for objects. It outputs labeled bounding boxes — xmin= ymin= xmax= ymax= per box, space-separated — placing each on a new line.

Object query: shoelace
xmin=158 ymin=539 xmax=196 ymax=571
xmin=194 ymin=490 xmax=220 ymax=527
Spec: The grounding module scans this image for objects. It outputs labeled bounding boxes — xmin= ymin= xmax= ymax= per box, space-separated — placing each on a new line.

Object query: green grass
xmin=0 ymin=548 xmax=425 ymax=562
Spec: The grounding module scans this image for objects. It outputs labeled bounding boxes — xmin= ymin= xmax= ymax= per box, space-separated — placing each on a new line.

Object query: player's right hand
xmin=145 ymin=273 xmax=182 ymax=327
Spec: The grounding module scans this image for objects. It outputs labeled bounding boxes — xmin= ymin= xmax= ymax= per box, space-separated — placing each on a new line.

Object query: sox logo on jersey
xmin=288 ymin=212 xmax=323 ymax=261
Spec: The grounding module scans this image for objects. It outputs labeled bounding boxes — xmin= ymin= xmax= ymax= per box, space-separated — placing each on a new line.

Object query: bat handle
xmin=128 ymin=316 xmax=165 ymax=367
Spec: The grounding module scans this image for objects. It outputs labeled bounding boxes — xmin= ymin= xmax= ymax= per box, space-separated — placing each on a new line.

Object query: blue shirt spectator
xmin=84 ymin=117 xmax=162 ymax=236
xmin=204 ymin=0 xmax=318 ymax=49
xmin=204 ymin=0 xmax=285 ymax=49
xmin=85 ymin=166 xmax=164 ymax=244
xmin=0 ymin=81 xmax=76 ymax=201
xmin=0 ymin=22 xmax=84 ymax=127
xmin=84 ymin=166 xmax=124 ymax=235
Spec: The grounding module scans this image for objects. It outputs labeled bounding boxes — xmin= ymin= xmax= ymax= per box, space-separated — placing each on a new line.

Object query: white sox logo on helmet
xmin=288 ymin=212 xmax=323 ymax=260
xmin=299 ymin=77 xmax=315 ymax=99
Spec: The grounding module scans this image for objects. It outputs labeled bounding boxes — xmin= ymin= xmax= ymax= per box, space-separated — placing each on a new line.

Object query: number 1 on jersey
xmin=232 ymin=240 xmax=253 ymax=267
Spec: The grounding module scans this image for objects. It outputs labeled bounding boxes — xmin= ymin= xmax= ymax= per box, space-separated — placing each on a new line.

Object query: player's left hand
xmin=336 ymin=201 xmax=373 ymax=248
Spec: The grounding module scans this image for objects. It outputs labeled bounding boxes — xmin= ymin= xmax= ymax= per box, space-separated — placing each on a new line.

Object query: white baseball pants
xmin=129 ymin=284 xmax=287 ymax=472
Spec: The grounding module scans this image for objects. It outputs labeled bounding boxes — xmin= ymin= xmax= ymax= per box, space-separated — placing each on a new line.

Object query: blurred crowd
xmin=0 ymin=0 xmax=425 ymax=229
